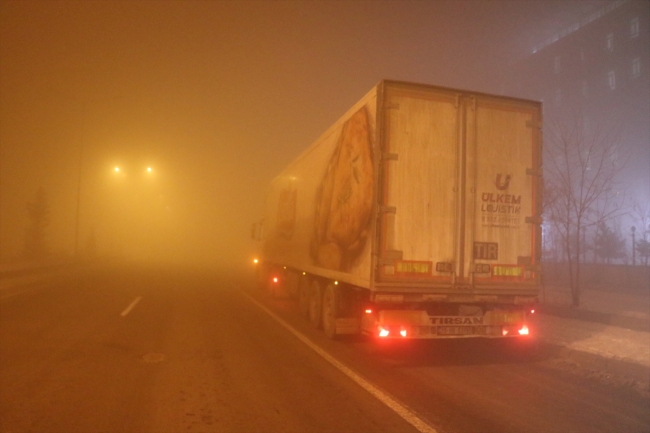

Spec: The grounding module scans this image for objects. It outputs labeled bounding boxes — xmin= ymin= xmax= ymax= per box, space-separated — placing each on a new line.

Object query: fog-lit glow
xmin=252 ymin=258 xmax=258 ymax=264
xmin=272 ymin=277 xmax=278 ymax=283
xmin=365 ymin=309 xmax=373 ymax=314
xmin=2 ymin=0 xmax=643 ymax=273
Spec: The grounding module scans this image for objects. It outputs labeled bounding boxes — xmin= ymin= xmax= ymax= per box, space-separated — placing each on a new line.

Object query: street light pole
xmin=631 ymin=226 xmax=636 ymax=266
xmin=74 ymin=100 xmax=86 ymax=258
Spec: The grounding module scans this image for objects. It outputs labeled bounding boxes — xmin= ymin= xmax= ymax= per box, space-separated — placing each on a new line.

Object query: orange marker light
xmin=272 ymin=277 xmax=278 ymax=283
xmin=379 ymin=327 xmax=390 ymax=338
xmin=400 ymin=329 xmax=407 ymax=337
xmin=365 ymin=309 xmax=373 ymax=314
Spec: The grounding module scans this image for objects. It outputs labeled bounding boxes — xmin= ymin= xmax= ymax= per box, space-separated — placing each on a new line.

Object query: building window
xmin=632 ymin=57 xmax=641 ymax=78
xmin=606 ymin=33 xmax=614 ymax=52
xmin=631 ymin=17 xmax=639 ymax=38
xmin=554 ymin=56 xmax=561 ymax=73
xmin=608 ymin=70 xmax=616 ymax=90
xmin=582 ymin=81 xmax=588 ymax=97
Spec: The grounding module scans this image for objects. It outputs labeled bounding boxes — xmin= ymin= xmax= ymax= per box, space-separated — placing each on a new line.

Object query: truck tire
xmin=298 ymin=276 xmax=310 ymax=318
xmin=308 ymin=280 xmax=322 ymax=329
xmin=322 ymin=283 xmax=338 ymax=339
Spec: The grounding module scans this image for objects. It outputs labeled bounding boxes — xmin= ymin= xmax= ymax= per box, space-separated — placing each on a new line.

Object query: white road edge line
xmin=241 ymin=291 xmax=439 ymax=433
xmin=121 ymin=296 xmax=142 ymax=317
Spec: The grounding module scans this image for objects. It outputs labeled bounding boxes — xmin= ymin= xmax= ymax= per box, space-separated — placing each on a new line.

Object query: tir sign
xmin=473 ymin=242 xmax=498 ymax=260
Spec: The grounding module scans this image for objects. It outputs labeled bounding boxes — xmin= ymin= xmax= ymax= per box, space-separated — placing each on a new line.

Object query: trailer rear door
xmin=463 ymin=94 xmax=541 ymax=289
xmin=377 ymin=82 xmax=541 ymax=290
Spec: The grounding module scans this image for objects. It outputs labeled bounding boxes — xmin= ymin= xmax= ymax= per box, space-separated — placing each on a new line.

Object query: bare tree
xmin=594 ymin=221 xmax=626 ymax=264
xmin=631 ymin=199 xmax=650 ymax=266
xmin=636 ymin=238 xmax=650 ymax=267
xmin=544 ymin=112 xmax=625 ymax=307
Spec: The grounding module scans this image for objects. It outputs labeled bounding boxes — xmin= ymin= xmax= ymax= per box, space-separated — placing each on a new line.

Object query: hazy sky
xmin=0 ymin=0 xmax=612 ymax=267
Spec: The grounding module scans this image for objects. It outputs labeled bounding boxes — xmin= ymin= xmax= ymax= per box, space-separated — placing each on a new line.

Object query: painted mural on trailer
xmin=310 ymin=106 xmax=374 ymax=272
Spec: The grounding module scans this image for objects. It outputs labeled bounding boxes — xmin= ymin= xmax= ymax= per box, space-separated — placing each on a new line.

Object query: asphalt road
xmin=1 ymin=265 xmax=648 ymax=433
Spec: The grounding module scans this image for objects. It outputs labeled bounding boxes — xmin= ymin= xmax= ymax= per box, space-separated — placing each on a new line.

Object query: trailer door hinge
xmin=525 ymin=216 xmax=542 ymax=224
xmin=382 ymin=153 xmax=399 ymax=161
xmin=378 ymin=250 xmax=403 ymax=265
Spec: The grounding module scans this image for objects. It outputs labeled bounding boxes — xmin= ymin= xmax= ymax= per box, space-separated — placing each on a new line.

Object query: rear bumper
xmin=362 ymin=308 xmax=532 ymax=339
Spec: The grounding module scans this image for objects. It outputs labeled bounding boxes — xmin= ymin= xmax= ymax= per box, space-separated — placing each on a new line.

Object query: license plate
xmin=438 ymin=326 xmax=474 ymax=335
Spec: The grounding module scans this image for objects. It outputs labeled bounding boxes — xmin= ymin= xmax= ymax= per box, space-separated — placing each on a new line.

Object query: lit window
xmin=632 ymin=57 xmax=641 ymax=78
xmin=608 ymin=70 xmax=616 ymax=90
xmin=606 ymin=33 xmax=614 ymax=52
xmin=554 ymin=56 xmax=561 ymax=73
xmin=631 ymin=17 xmax=639 ymax=38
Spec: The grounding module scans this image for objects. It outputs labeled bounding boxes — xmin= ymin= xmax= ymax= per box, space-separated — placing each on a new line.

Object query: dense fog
xmin=1 ymin=0 xmax=643 ymax=272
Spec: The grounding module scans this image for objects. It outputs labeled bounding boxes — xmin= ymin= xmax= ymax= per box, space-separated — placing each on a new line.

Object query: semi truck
xmin=252 ymin=80 xmax=542 ymax=340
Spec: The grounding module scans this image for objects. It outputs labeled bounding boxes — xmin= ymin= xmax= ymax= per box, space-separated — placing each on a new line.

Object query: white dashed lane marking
xmin=121 ymin=296 xmax=143 ymax=317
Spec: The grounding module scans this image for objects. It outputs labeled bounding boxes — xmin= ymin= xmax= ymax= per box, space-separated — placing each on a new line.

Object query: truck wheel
xmin=322 ymin=283 xmax=338 ymax=339
xmin=308 ymin=280 xmax=322 ymax=329
xmin=298 ymin=276 xmax=310 ymax=318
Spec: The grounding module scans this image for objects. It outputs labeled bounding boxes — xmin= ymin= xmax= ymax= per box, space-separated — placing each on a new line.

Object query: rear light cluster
xmin=502 ymin=325 xmax=529 ymax=336
xmin=377 ymin=326 xmax=409 ymax=338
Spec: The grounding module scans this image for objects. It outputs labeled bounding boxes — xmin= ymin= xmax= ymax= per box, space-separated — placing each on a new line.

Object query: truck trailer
xmin=252 ymin=80 xmax=542 ymax=340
